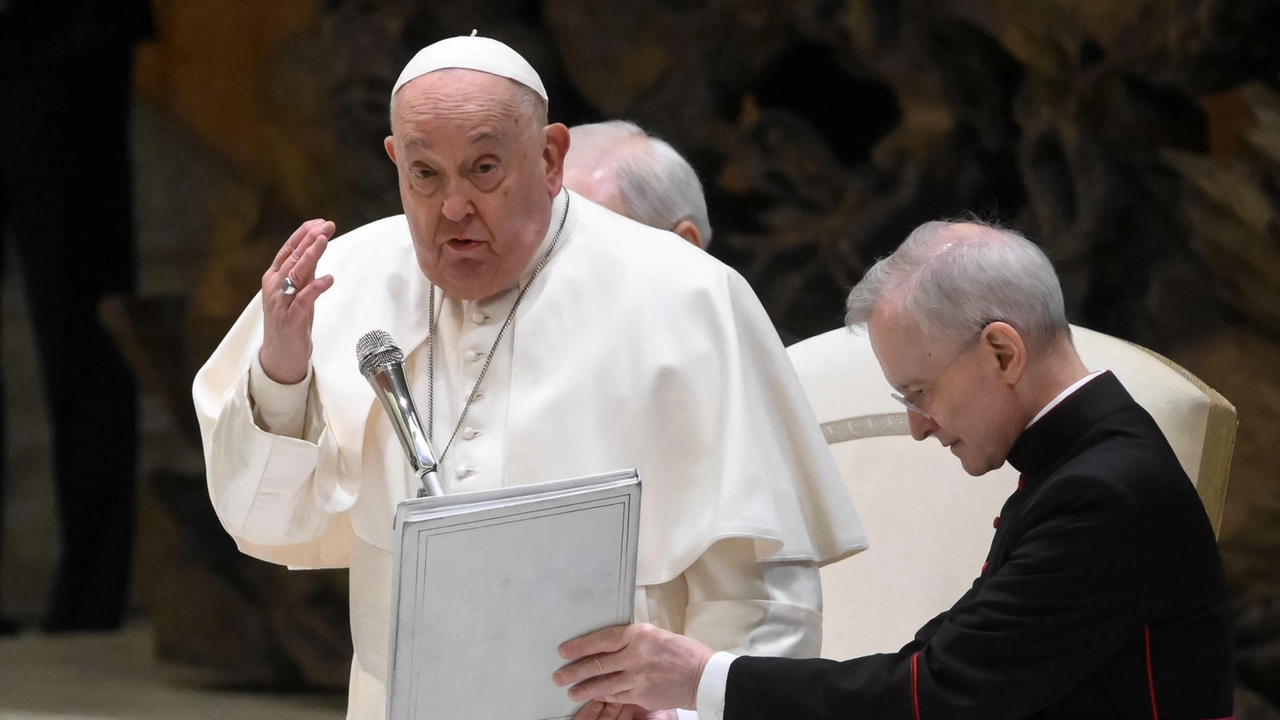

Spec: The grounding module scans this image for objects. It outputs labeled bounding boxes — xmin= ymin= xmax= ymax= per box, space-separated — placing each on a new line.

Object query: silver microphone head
xmin=356 ymin=329 xmax=405 ymax=377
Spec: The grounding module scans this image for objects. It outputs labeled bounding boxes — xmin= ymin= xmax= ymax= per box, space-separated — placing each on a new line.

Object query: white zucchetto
xmin=391 ymin=34 xmax=548 ymax=102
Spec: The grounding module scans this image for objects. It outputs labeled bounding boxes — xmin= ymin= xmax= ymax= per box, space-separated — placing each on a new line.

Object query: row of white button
xmin=449 ymin=307 xmax=494 ymax=484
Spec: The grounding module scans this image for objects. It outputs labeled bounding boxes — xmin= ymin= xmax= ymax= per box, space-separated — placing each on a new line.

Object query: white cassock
xmin=194 ymin=190 xmax=867 ymax=719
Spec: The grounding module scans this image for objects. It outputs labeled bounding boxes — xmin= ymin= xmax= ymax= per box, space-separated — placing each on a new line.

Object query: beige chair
xmin=788 ymin=325 xmax=1237 ymax=660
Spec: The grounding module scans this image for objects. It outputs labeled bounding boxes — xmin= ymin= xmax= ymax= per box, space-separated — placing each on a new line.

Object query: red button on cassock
xmin=993 ymin=516 xmax=1000 ymax=529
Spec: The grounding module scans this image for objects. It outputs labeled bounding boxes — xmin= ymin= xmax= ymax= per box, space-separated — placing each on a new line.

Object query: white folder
xmin=386 ymin=469 xmax=642 ymax=720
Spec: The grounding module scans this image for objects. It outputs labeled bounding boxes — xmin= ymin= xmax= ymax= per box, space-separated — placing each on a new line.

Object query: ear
xmin=982 ymin=322 xmax=1026 ymax=385
xmin=672 ymin=220 xmax=705 ymax=249
xmin=543 ymin=123 xmax=570 ymax=197
xmin=384 ymin=135 xmax=398 ymax=165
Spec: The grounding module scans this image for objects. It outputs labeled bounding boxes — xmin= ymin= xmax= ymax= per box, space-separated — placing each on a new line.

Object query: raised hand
xmin=259 ymin=219 xmax=336 ymax=384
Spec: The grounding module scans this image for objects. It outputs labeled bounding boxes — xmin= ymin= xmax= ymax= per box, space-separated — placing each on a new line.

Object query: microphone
xmin=356 ymin=330 xmax=445 ymax=497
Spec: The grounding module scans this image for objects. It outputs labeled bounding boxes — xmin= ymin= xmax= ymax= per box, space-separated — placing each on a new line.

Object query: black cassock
xmin=725 ymin=371 xmax=1233 ymax=720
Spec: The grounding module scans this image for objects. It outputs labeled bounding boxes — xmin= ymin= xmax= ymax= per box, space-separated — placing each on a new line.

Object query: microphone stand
xmin=363 ymin=356 xmax=445 ymax=498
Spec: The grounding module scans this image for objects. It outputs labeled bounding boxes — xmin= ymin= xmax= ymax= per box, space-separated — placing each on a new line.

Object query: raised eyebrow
xmin=468 ymin=127 xmax=503 ymax=145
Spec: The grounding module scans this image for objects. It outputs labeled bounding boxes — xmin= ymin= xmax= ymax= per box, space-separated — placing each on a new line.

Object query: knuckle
xmin=633 ymin=624 xmax=656 ymax=645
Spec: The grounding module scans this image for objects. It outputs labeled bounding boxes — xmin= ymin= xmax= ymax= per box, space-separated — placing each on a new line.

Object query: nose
xmin=441 ymin=178 xmax=475 ymax=223
xmin=907 ymin=410 xmax=938 ymax=442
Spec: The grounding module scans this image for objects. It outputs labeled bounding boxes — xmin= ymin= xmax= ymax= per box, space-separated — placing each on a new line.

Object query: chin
xmin=420 ymin=261 xmax=499 ymax=299
xmin=957 ymin=454 xmax=997 ymax=477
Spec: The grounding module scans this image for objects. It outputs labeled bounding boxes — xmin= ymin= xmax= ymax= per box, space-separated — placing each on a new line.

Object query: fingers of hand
xmin=279 ymin=229 xmax=318 ymax=283
xmin=272 ymin=219 xmax=325 ymax=272
xmin=556 ymin=648 xmax=625 ymax=689
xmin=291 ymin=274 xmax=335 ymax=309
xmin=293 ymin=231 xmax=329 ymax=288
xmin=567 ymin=671 xmax=634 ymax=704
xmin=560 ymin=624 xmax=633 ymax=662
xmin=275 ymin=220 xmax=334 ymax=290
xmin=293 ymin=221 xmax=333 ymax=282
xmin=601 ymin=702 xmax=639 ymax=720
xmin=573 ymin=700 xmax=606 ymax=720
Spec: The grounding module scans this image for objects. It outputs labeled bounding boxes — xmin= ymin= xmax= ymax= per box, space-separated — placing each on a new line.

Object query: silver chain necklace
xmin=426 ymin=190 xmax=570 ymax=468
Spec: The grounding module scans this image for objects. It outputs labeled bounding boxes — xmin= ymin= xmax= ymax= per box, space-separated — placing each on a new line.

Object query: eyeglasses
xmin=890 ymin=322 xmax=999 ymax=420
xmin=890 ymin=357 xmax=962 ymax=420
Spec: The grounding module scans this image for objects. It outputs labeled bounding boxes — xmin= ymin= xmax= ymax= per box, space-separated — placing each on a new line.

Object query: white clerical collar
xmin=1026 ymin=370 xmax=1106 ymax=428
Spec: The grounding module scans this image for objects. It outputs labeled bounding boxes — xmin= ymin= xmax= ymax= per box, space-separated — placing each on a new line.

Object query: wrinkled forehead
xmin=392 ymin=69 xmax=532 ymax=131
xmin=867 ymin=301 xmax=946 ymax=389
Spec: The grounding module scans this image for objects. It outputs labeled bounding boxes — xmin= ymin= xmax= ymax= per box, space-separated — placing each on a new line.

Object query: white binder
xmin=386 ymin=470 xmax=642 ymax=720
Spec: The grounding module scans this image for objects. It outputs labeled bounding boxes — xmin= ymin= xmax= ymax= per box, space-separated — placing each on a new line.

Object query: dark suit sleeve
xmin=724 ymin=475 xmax=1144 ymax=720
xmin=900 ymin=576 xmax=985 ymax=654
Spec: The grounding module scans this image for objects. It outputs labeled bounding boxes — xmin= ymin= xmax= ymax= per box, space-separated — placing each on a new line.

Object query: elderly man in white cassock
xmin=193 ymin=35 xmax=865 ymax=720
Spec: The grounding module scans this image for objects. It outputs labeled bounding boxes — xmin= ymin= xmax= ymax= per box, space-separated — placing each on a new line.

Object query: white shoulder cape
xmin=194 ymin=191 xmax=867 ymax=586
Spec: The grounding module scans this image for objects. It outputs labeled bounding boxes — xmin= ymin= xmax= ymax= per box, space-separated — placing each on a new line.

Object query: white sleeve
xmin=693 ymin=651 xmax=737 ymax=720
xmin=202 ymin=359 xmax=352 ymax=549
xmin=642 ymin=538 xmax=822 ymax=718
xmin=193 ymin=298 xmax=355 ymax=565
xmin=248 ymin=351 xmax=313 ymax=438
xmin=678 ymin=538 xmax=823 ymax=658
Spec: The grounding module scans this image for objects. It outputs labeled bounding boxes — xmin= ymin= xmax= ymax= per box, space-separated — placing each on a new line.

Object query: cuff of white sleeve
xmin=249 ymin=351 xmax=312 ymax=431
xmin=695 ymin=651 xmax=737 ymax=720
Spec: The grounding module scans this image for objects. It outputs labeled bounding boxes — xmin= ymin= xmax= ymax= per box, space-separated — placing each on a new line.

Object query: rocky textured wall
xmin=128 ymin=0 xmax=1280 ymax=708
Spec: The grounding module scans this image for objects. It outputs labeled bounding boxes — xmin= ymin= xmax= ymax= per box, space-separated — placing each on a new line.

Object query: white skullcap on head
xmin=391 ymin=33 xmax=548 ymax=102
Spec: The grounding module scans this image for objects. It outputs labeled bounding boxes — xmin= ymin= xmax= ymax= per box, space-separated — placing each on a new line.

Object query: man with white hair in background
xmin=557 ymin=218 xmax=1234 ymax=720
xmin=563 ymin=120 xmax=802 ymax=347
xmin=194 ymin=35 xmax=865 ymax=719
xmin=563 ymin=120 xmax=712 ymax=250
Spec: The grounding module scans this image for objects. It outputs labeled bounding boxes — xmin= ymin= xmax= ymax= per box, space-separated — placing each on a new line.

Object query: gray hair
xmin=567 ymin=120 xmax=713 ymax=246
xmin=845 ymin=219 xmax=1069 ymax=349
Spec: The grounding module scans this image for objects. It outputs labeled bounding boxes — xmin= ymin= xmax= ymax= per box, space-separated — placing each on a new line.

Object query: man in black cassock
xmin=554 ymin=218 xmax=1234 ymax=720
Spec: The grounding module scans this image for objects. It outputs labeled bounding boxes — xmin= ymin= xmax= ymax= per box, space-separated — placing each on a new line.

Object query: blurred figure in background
xmin=564 ymin=120 xmax=802 ymax=345
xmin=0 ymin=0 xmax=153 ymax=633
xmin=563 ymin=120 xmax=712 ymax=250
